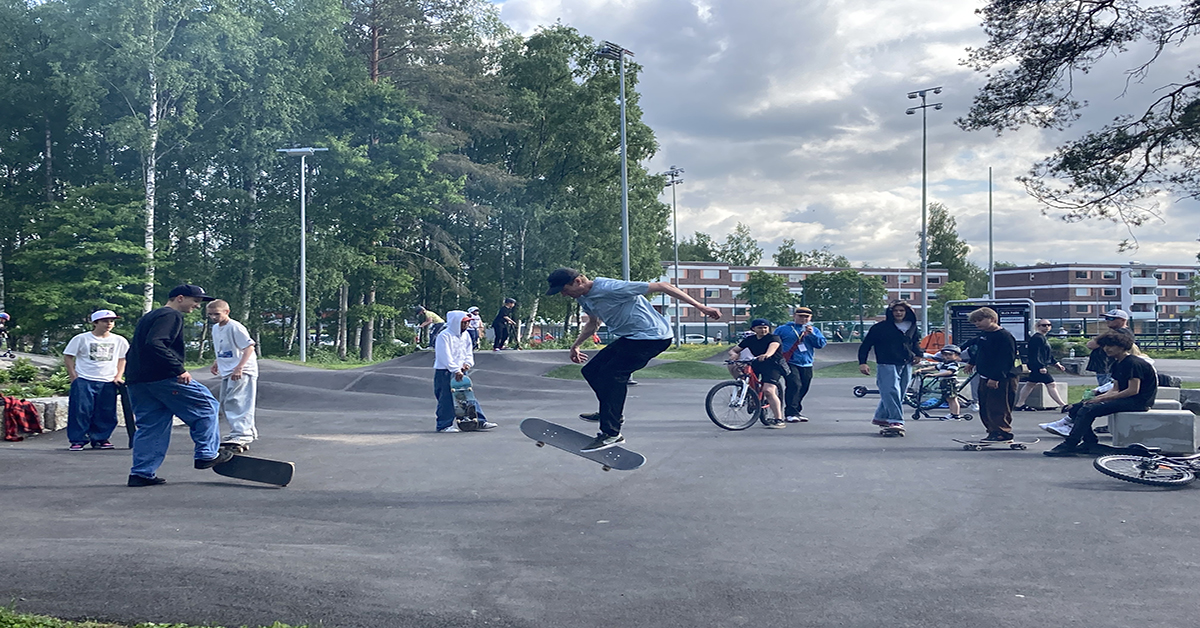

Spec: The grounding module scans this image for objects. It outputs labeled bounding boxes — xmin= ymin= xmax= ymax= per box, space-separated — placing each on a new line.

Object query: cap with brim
xmin=940 ymin=344 xmax=961 ymax=354
xmin=90 ymin=310 xmax=119 ymax=322
xmin=794 ymin=307 xmax=813 ymax=315
xmin=546 ymin=268 xmax=581 ymax=295
xmin=168 ymin=284 xmax=216 ymax=301
xmin=1104 ymin=309 xmax=1130 ymax=319
xmin=749 ymin=318 xmax=771 ymax=328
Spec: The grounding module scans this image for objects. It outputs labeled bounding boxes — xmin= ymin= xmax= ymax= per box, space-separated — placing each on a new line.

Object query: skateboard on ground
xmin=879 ymin=425 xmax=905 ymax=437
xmin=451 ymin=374 xmax=483 ymax=431
xmin=116 ymin=382 xmax=136 ymax=448
xmin=519 ymin=418 xmax=645 ymax=471
xmin=213 ymin=454 xmax=294 ymax=486
xmin=953 ymin=437 xmax=1040 ymax=451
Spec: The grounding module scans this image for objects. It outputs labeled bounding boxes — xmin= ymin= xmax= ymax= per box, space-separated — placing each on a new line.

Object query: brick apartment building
xmin=993 ymin=263 xmax=1198 ymax=321
xmin=655 ymin=261 xmax=949 ymax=332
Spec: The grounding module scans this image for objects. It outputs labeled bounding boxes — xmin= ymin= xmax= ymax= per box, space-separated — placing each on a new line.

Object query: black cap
xmin=168 ymin=284 xmax=216 ymax=302
xmin=546 ymin=268 xmax=581 ymax=295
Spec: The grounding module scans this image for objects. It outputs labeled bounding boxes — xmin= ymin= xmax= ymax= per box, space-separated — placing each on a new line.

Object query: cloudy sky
xmin=491 ymin=0 xmax=1200 ymax=269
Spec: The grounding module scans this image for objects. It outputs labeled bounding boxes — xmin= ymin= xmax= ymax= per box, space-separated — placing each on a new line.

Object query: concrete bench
xmin=1111 ymin=409 xmax=1198 ymax=454
xmin=1021 ymin=382 xmax=1068 ymax=410
xmin=1152 ymin=399 xmax=1183 ymax=411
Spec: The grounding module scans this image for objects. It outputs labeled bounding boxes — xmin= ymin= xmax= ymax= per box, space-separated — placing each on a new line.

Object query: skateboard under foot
xmin=953 ymin=437 xmax=1040 ymax=451
xmin=879 ymin=426 xmax=905 ymax=437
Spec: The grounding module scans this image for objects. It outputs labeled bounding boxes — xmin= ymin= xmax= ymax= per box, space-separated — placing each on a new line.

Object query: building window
xmin=788 ymin=274 xmax=803 ymax=283
xmin=928 ymin=276 xmax=941 ymax=285
xmin=1102 ymin=271 xmax=1116 ymax=280
xmin=1154 ymin=272 xmax=1164 ymax=280
xmin=1075 ymin=270 xmax=1089 ymax=279
xmin=1179 ymin=288 xmax=1191 ymax=298
xmin=704 ymin=288 xmax=720 ymax=298
xmin=1102 ymin=288 xmax=1118 ymax=297
xmin=1075 ymin=287 xmax=1089 ymax=297
xmin=1156 ymin=288 xmax=1165 ymax=297
xmin=678 ymin=306 xmax=689 ymax=317
xmin=734 ymin=307 xmax=748 ymax=317
xmin=1178 ymin=272 xmax=1192 ymax=281
xmin=900 ymin=292 xmax=913 ymax=300
xmin=1076 ymin=305 xmax=1090 ymax=313
xmin=1129 ymin=269 xmax=1145 ymax=278
xmin=701 ymin=269 xmax=720 ymax=279
xmin=732 ymin=273 xmax=747 ymax=282
xmin=900 ymin=275 xmax=912 ymax=284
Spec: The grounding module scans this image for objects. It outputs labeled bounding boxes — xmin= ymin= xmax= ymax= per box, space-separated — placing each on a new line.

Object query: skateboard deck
xmin=213 ymin=454 xmax=294 ymax=486
xmin=116 ymin=383 xmax=136 ymax=448
xmin=953 ymin=437 xmax=1040 ymax=451
xmin=879 ymin=426 xmax=905 ymax=437
xmin=451 ymin=374 xmax=482 ymax=430
xmin=520 ymin=418 xmax=645 ymax=471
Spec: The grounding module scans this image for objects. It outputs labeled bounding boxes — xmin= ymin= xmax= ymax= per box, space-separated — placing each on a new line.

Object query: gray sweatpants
xmin=219 ymin=374 xmax=258 ymax=445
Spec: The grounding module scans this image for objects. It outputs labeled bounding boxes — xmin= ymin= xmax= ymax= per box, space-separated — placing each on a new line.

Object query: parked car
xmin=683 ymin=334 xmax=717 ymax=344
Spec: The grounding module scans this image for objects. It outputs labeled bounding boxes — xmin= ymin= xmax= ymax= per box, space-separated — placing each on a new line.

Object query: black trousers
xmin=581 ymin=337 xmax=671 ymax=437
xmin=492 ymin=323 xmax=508 ymax=350
xmin=782 ymin=365 xmax=813 ymax=416
xmin=1065 ymin=398 xmax=1148 ymax=446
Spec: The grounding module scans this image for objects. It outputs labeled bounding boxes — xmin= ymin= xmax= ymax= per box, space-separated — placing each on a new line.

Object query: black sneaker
xmin=127 ymin=474 xmax=166 ymax=487
xmin=579 ymin=412 xmax=601 ymax=422
xmin=194 ymin=448 xmax=235 ymax=469
xmin=982 ymin=433 xmax=1013 ymax=442
xmin=1043 ymin=443 xmax=1085 ymax=457
xmin=580 ymin=434 xmax=625 ymax=452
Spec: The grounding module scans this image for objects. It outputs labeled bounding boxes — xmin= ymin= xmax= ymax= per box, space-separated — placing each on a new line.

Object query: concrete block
xmin=1023 ymin=382 xmax=1068 ymax=410
xmin=1156 ymin=387 xmax=1180 ymax=402
xmin=27 ymin=397 xmax=69 ymax=431
xmin=1180 ymin=389 xmax=1200 ymax=415
xmin=1111 ymin=410 xmax=1198 ymax=454
xmin=1152 ymin=399 xmax=1183 ymax=411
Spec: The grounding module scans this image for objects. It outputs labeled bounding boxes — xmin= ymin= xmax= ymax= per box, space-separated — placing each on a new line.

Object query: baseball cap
xmin=1104 ymin=309 xmax=1130 ymax=320
xmin=168 ymin=284 xmax=216 ymax=301
xmin=546 ymin=268 xmax=581 ymax=295
xmin=749 ymin=318 xmax=771 ymax=328
xmin=794 ymin=306 xmax=813 ymax=315
xmin=939 ymin=344 xmax=962 ymax=354
xmin=467 ymin=306 xmax=479 ymax=313
xmin=90 ymin=310 xmax=119 ymax=322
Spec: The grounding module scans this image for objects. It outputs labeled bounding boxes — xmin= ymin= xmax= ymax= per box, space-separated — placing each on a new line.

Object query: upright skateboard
xmin=116 ymin=382 xmax=136 ymax=448
xmin=953 ymin=437 xmax=1040 ymax=451
xmin=451 ymin=374 xmax=483 ymax=431
xmin=213 ymin=454 xmax=294 ymax=486
xmin=520 ymin=418 xmax=645 ymax=471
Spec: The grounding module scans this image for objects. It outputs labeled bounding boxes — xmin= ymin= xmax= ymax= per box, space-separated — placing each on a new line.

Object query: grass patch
xmin=544 ymin=360 xmax=730 ymax=380
xmin=1143 ymin=349 xmax=1200 ymax=359
xmin=545 ymin=364 xmax=584 ymax=380
xmin=655 ymin=343 xmax=730 ymax=362
xmin=813 ymin=361 xmax=874 ymax=378
xmin=0 ymin=607 xmax=303 ymax=628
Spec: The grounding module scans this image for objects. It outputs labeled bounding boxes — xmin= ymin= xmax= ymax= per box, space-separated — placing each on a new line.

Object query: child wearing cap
xmin=63 ymin=310 xmax=130 ymax=450
xmin=914 ymin=344 xmax=967 ymax=421
xmin=466 ymin=307 xmax=482 ymax=349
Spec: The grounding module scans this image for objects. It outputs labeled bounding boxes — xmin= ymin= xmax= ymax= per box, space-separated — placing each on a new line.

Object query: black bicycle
xmin=1094 ymin=444 xmax=1200 ymax=487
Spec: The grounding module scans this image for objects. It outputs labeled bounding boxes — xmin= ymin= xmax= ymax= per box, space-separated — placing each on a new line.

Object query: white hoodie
xmin=434 ymin=310 xmax=474 ymax=373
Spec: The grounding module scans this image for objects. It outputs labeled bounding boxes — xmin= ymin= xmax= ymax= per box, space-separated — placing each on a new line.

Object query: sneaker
xmin=581 ymin=434 xmax=625 ymax=452
xmin=982 ymin=433 xmax=1013 ymax=442
xmin=68 ymin=443 xmax=85 ymax=451
xmin=1043 ymin=443 xmax=1084 ymax=457
xmin=784 ymin=415 xmax=802 ymax=423
xmin=871 ymin=419 xmax=890 ymax=427
xmin=492 ymin=348 xmax=500 ymax=352
xmin=940 ymin=414 xmax=965 ymax=422
xmin=765 ymin=418 xmax=786 ymax=429
xmin=220 ymin=442 xmax=249 ymax=454
xmin=797 ymin=415 xmax=810 ymax=422
xmin=579 ymin=412 xmax=601 ymax=422
xmin=127 ymin=474 xmax=167 ymax=487
xmin=92 ymin=441 xmax=115 ymax=450
xmin=194 ymin=448 xmax=235 ymax=469
xmin=1039 ymin=418 xmax=1073 ymax=437
xmin=438 ymin=424 xmax=461 ymax=433
xmin=478 ymin=421 xmax=498 ymax=430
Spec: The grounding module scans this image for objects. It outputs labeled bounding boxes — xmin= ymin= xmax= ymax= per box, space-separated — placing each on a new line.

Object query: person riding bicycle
xmin=726 ymin=318 xmax=787 ymax=429
xmin=913 ymin=344 xmax=967 ymax=421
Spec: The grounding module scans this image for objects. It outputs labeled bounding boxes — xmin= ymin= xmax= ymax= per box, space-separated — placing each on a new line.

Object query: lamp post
xmin=596 ymin=40 xmax=635 ymax=280
xmin=276 ymin=146 xmax=328 ymax=362
xmin=664 ymin=165 xmax=684 ymax=344
xmin=906 ymin=86 xmax=943 ymax=338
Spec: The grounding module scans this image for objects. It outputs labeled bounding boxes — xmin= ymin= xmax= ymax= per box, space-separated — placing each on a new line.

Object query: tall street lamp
xmin=906 ymin=86 xmax=943 ymax=337
xmin=596 ymin=40 xmax=635 ymax=280
xmin=277 ymin=146 xmax=328 ymax=362
xmin=664 ymin=165 xmax=684 ymax=344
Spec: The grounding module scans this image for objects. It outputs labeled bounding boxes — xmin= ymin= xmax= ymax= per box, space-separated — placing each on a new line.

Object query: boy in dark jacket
xmin=858 ymin=301 xmax=922 ymax=433
xmin=966 ymin=307 xmax=1018 ymax=441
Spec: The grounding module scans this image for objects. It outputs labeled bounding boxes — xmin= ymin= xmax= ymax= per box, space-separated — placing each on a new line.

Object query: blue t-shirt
xmin=577 ymin=278 xmax=671 ymax=340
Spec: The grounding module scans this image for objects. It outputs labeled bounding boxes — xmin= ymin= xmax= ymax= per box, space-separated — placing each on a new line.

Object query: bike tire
xmin=705 ymin=381 xmax=762 ymax=431
xmin=1093 ymin=455 xmax=1196 ymax=487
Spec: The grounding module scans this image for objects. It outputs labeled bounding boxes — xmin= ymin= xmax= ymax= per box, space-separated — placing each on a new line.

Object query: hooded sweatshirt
xmin=858 ymin=302 xmax=922 ymax=366
xmin=434 ymin=310 xmax=474 ymax=373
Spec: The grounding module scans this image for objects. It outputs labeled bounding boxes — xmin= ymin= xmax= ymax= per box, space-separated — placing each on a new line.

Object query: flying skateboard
xmin=451 ymin=374 xmax=484 ymax=431
xmin=953 ymin=437 xmax=1040 ymax=451
xmin=213 ymin=454 xmax=294 ymax=486
xmin=879 ymin=425 xmax=906 ymax=437
xmin=116 ymin=382 xmax=136 ymax=448
xmin=519 ymin=418 xmax=645 ymax=471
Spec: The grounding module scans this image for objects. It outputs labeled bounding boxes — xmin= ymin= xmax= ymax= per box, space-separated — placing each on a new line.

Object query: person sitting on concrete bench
xmin=1044 ymin=332 xmax=1157 ymax=457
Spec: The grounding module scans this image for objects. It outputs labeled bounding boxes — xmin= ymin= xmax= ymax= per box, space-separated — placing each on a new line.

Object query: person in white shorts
xmin=206 ymin=299 xmax=259 ymax=453
xmin=63 ymin=310 xmax=129 ymax=451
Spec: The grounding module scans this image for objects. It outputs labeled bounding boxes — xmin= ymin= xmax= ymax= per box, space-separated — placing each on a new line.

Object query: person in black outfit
xmin=492 ymin=298 xmax=518 ymax=351
xmin=126 ymin=285 xmax=233 ymax=486
xmin=1014 ymin=318 xmax=1067 ymax=412
xmin=966 ymin=307 xmax=1019 ymax=441
xmin=727 ymin=318 xmax=787 ymax=428
xmin=1045 ymin=331 xmax=1157 ymax=456
xmin=1084 ymin=309 xmax=1134 ymax=386
xmin=857 ymin=301 xmax=922 ymax=431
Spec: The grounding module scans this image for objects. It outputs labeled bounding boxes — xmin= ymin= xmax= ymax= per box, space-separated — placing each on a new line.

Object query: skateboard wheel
xmin=962 ymin=445 xmax=972 ymax=451
xmin=535 ymin=441 xmax=545 ymax=447
xmin=971 ymin=445 xmax=983 ymax=451
xmin=602 ymin=466 xmax=611 ymax=472
xmin=1014 ymin=444 xmax=1027 ymax=450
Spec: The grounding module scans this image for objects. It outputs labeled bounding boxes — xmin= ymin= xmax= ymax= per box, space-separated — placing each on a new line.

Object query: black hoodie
xmin=858 ymin=302 xmax=922 ymax=366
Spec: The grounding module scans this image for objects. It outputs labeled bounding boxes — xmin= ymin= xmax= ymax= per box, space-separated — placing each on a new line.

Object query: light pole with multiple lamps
xmin=664 ymin=165 xmax=684 ymax=344
xmin=276 ymin=146 xmax=328 ymax=362
xmin=906 ymin=86 xmax=943 ymax=337
xmin=596 ymin=40 xmax=635 ymax=281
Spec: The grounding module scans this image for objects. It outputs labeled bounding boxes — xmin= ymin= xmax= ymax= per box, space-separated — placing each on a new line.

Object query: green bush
xmin=8 ymin=357 xmax=39 ymax=383
xmin=2 ymin=383 xmax=27 ymax=398
xmin=394 ymin=327 xmax=416 ymax=343
xmin=48 ymin=368 xmax=71 ymax=394
xmin=1048 ymin=337 xmax=1089 ymax=360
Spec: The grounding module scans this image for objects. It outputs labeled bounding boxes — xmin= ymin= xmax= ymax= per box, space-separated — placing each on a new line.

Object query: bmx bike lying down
xmin=1094 ymin=444 xmax=1200 ymax=487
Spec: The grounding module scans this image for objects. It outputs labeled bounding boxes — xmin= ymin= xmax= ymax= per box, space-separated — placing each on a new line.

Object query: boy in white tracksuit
xmin=434 ymin=310 xmax=497 ymax=433
xmin=206 ymin=299 xmax=259 ymax=452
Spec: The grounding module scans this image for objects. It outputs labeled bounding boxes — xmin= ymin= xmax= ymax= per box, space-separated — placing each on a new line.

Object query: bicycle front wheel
xmin=706 ymin=381 xmax=762 ymax=431
xmin=1093 ymin=455 xmax=1196 ymax=487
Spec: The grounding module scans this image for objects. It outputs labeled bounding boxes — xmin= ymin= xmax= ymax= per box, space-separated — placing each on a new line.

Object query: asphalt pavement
xmin=2 ymin=349 xmax=1199 ymax=628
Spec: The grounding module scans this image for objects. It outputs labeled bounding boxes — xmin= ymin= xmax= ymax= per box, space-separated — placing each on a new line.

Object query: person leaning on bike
xmin=727 ymin=318 xmax=788 ymax=429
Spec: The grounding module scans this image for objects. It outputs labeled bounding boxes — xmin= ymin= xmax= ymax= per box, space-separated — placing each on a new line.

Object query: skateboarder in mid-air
xmin=434 ymin=310 xmax=497 ymax=433
xmin=546 ymin=268 xmax=721 ymax=452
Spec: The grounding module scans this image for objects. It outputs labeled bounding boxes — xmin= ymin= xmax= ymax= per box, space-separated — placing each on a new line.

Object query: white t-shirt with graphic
xmin=64 ymin=331 xmax=129 ymax=382
xmin=212 ymin=319 xmax=258 ymax=378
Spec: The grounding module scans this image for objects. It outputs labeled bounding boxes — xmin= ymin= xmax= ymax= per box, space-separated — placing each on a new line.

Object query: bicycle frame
xmin=730 ymin=361 xmax=766 ymax=410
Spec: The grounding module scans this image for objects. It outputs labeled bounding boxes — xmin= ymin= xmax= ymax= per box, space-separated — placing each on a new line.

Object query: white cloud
xmin=492 ymin=0 xmax=1200 ymax=267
